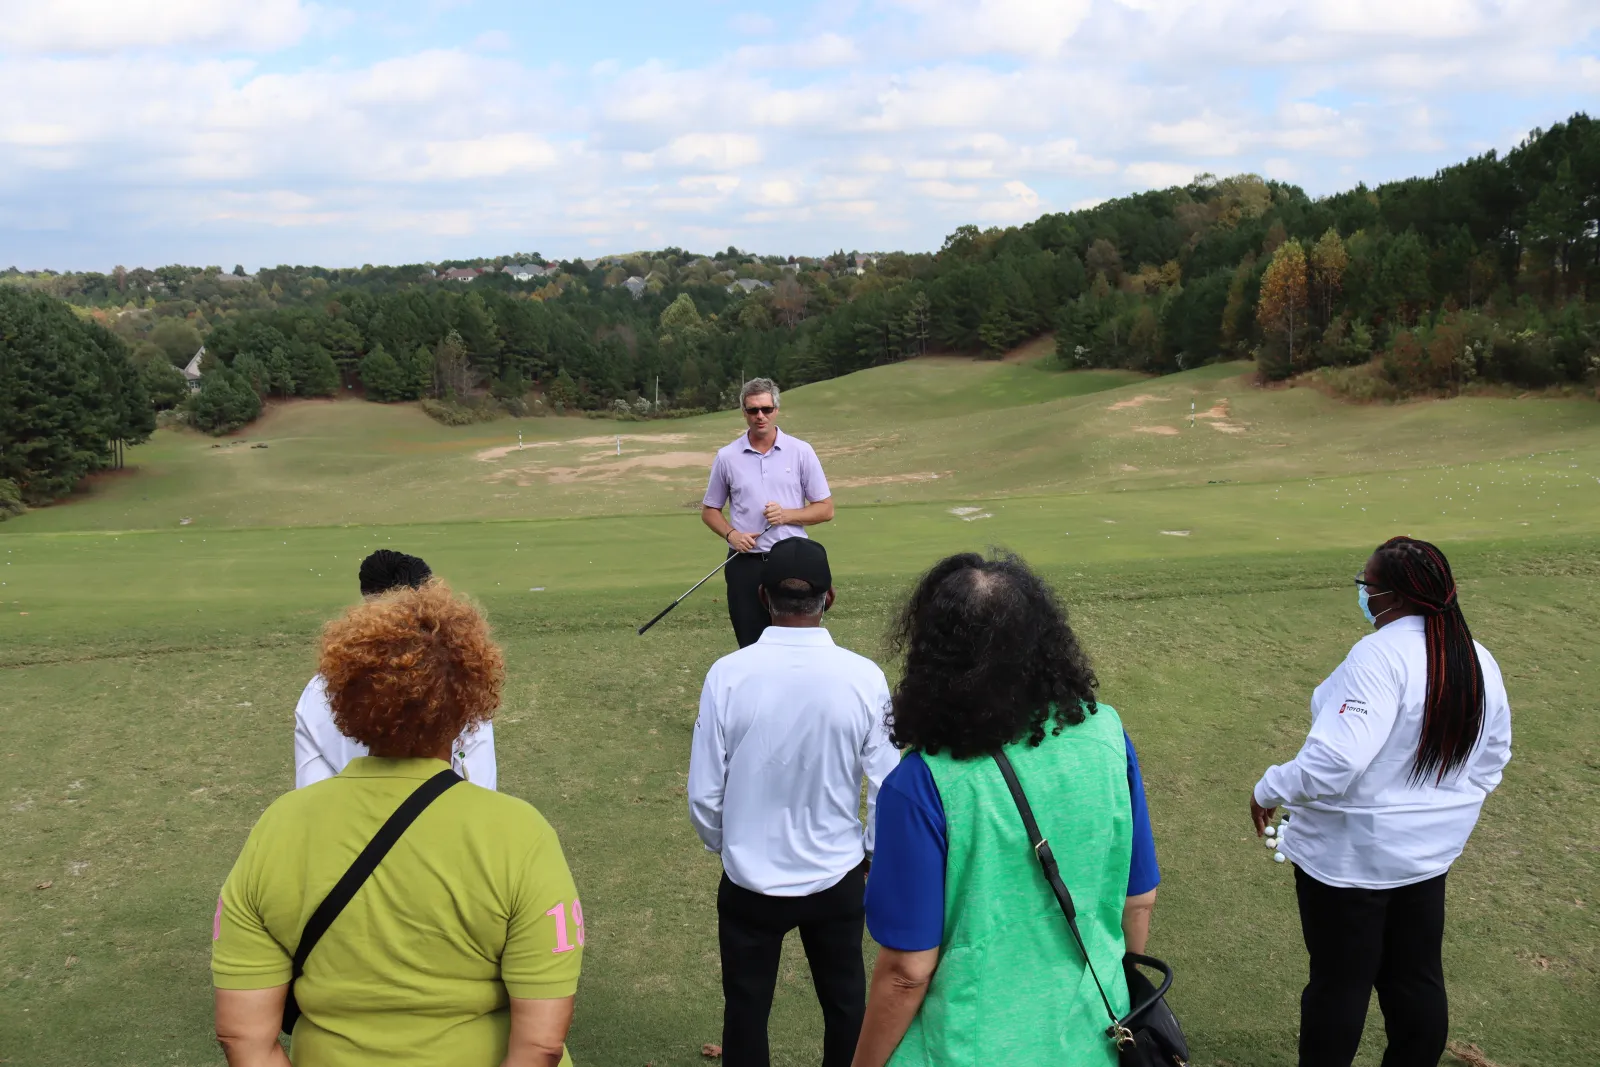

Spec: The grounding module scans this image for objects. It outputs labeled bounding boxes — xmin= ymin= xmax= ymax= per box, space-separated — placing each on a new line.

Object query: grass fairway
xmin=3 ymin=355 xmax=1598 ymax=1066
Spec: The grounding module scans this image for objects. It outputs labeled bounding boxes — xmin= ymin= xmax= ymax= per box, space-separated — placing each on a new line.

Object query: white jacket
xmin=293 ymin=675 xmax=498 ymax=790
xmin=1255 ymin=615 xmax=1511 ymax=889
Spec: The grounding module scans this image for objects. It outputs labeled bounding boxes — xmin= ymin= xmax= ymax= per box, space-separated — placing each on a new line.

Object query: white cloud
xmin=1 ymin=0 xmax=1596 ymax=267
xmin=0 ymin=0 xmax=314 ymax=53
xmin=1124 ymin=162 xmax=1201 ymax=189
xmin=414 ymin=134 xmax=562 ymax=181
xmin=660 ymin=133 xmax=764 ymax=170
xmin=751 ymin=179 xmax=801 ymax=205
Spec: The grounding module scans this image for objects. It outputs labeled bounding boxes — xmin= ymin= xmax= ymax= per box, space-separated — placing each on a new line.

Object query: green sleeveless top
xmin=889 ymin=703 xmax=1132 ymax=1067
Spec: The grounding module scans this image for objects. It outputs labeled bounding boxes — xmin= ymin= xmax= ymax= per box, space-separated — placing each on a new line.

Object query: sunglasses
xmin=744 ymin=405 xmax=776 ymax=416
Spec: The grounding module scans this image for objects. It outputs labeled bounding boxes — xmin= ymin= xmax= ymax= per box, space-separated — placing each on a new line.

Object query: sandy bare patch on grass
xmin=832 ymin=471 xmax=951 ymax=488
xmin=1118 ymin=464 xmax=1140 ymax=472
xmin=488 ymin=452 xmax=712 ymax=485
xmin=1109 ymin=394 xmax=1164 ymax=410
xmin=475 ymin=433 xmax=691 ymax=462
xmin=476 ymin=442 xmax=562 ymax=461
xmin=1160 ymin=530 xmax=1191 ymax=537
xmin=949 ymin=506 xmax=993 ymax=521
xmin=1135 ymin=425 xmax=1181 ymax=436
xmin=1193 ymin=397 xmax=1248 ymax=434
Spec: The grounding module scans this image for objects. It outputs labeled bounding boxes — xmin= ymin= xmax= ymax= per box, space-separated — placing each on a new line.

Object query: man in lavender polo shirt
xmin=701 ymin=377 xmax=834 ymax=647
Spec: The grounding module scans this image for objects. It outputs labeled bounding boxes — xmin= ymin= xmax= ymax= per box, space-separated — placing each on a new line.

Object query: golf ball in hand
xmin=1274 ymin=852 xmax=1286 ymax=863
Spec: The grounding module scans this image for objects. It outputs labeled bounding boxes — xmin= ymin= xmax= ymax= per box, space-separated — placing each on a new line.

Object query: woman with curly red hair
xmin=211 ymin=581 xmax=584 ymax=1067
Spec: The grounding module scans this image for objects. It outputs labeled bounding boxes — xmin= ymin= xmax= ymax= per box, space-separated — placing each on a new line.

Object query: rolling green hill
xmin=9 ymin=345 xmax=1599 ymax=536
xmin=2 ymin=347 xmax=1597 ymax=1067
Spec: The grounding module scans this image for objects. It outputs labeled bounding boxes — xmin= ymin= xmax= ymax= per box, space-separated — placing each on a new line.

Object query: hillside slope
xmin=7 ymin=350 xmax=1599 ymax=534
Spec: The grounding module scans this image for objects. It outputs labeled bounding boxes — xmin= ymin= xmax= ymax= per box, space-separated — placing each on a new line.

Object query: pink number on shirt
xmin=573 ymin=898 xmax=585 ymax=946
xmin=546 ymin=902 xmax=575 ymax=953
xmin=213 ymin=897 xmax=223 ymax=941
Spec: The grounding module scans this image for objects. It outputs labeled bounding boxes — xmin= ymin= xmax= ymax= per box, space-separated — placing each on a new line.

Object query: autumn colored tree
xmin=772 ymin=276 xmax=809 ymax=329
xmin=1308 ymin=228 xmax=1348 ymax=329
xmin=1258 ymin=240 xmax=1309 ymax=371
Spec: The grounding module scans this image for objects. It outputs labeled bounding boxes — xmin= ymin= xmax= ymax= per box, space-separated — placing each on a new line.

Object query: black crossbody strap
xmin=282 ymin=768 xmax=462 ymax=1034
xmin=991 ymin=750 xmax=1130 ymax=1046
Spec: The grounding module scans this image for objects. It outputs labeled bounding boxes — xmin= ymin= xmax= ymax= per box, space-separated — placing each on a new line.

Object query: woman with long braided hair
xmin=1250 ymin=536 xmax=1512 ymax=1067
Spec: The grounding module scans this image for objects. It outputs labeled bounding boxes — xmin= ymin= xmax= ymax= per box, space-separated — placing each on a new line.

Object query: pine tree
xmin=0 ymin=288 xmax=145 ymax=502
xmin=359 ymin=345 xmax=405 ymax=402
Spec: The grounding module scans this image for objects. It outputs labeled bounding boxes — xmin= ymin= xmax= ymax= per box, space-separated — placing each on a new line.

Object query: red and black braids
xmin=1371 ymin=536 xmax=1486 ymax=784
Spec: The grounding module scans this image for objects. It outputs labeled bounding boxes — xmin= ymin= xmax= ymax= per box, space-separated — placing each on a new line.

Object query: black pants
xmin=724 ymin=550 xmax=769 ymax=648
xmin=718 ymin=863 xmax=867 ymax=1067
xmin=1295 ymin=866 xmax=1449 ymax=1067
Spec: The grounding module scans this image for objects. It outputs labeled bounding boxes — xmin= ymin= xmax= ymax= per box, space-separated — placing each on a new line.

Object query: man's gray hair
xmin=740 ymin=377 xmax=780 ymax=409
xmin=768 ymin=577 xmax=826 ymax=618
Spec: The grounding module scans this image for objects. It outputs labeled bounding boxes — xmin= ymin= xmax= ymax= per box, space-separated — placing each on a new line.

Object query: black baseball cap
xmin=762 ymin=538 xmax=832 ymax=595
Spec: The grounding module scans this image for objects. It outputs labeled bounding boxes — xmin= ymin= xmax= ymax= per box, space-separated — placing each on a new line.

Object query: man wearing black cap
xmin=687 ymin=539 xmax=898 ymax=1067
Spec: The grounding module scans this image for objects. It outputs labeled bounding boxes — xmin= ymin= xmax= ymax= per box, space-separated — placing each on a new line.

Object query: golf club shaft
xmin=636 ymin=524 xmax=773 ymax=635
xmin=636 ymin=554 xmax=736 ymax=635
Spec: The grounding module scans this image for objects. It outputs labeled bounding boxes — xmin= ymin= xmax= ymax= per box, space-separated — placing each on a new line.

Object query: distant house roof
xmin=581 ymin=259 xmax=600 ymax=271
xmin=622 ymin=276 xmax=647 ymax=298
xmin=779 ymin=263 xmax=800 ymax=272
xmin=182 ymin=346 xmax=206 ymax=387
xmin=726 ymin=278 xmax=772 ymax=294
xmin=442 ymin=267 xmax=480 ymax=281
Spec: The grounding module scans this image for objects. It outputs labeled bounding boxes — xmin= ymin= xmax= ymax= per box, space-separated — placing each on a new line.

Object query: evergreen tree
xmin=359 ymin=345 xmax=407 ymax=402
xmin=0 ymin=288 xmax=148 ymax=502
xmin=141 ymin=358 xmax=191 ymax=411
xmin=188 ymin=370 xmax=262 ymax=434
xmin=291 ymin=344 xmax=340 ymax=396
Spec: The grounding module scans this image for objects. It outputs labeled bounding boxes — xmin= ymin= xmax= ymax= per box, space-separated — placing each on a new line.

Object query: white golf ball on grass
xmin=1264 ymin=825 xmax=1277 ymax=838
xmin=1274 ymin=852 xmax=1286 ymax=863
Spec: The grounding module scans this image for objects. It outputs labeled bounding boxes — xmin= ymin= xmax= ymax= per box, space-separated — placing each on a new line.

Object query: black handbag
xmin=281 ymin=769 xmax=462 ymax=1035
xmin=992 ymin=751 xmax=1192 ymax=1067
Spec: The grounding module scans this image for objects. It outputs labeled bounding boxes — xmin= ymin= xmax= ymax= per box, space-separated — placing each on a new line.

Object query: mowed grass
xmin=3 ymin=351 xmax=1599 ymax=1066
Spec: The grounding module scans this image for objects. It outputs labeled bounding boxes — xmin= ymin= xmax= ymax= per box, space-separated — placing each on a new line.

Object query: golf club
xmin=633 ymin=524 xmax=771 ymax=633
xmin=637 ymin=525 xmax=772 ymax=635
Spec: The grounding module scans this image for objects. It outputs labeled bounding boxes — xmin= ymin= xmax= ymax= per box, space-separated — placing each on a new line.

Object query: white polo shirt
xmin=688 ymin=625 xmax=899 ymax=897
xmin=1254 ymin=615 xmax=1512 ymax=889
xmin=293 ymin=675 xmax=498 ymax=790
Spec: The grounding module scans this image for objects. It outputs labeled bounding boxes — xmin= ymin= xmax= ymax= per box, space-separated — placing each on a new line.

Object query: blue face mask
xmin=1358 ymin=584 xmax=1390 ymax=624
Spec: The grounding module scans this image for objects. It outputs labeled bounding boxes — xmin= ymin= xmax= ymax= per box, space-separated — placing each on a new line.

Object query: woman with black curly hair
xmin=853 ymin=552 xmax=1160 ymax=1067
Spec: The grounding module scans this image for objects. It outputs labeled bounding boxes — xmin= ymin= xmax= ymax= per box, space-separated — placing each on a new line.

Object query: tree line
xmin=3 ymin=113 xmax=1596 ymax=505
xmin=0 ymin=288 xmax=155 ymax=512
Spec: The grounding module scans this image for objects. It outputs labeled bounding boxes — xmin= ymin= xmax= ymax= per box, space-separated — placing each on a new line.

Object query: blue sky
xmin=1 ymin=0 xmax=1596 ymax=271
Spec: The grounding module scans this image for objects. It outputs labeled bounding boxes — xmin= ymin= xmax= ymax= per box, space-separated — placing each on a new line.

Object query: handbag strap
xmin=284 ymin=768 xmax=462 ymax=1031
xmin=991 ymin=750 xmax=1135 ymax=1051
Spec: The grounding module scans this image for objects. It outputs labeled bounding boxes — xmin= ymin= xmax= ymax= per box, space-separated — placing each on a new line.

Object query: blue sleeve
xmin=1125 ymin=732 xmax=1161 ymax=896
xmin=864 ymin=753 xmax=947 ymax=952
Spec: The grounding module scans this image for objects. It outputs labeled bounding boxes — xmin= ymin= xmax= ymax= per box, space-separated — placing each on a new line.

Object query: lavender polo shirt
xmin=703 ymin=428 xmax=831 ymax=553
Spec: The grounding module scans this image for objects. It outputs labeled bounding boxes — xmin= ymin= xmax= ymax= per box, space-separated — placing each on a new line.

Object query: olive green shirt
xmin=212 ymin=757 xmax=582 ymax=1066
